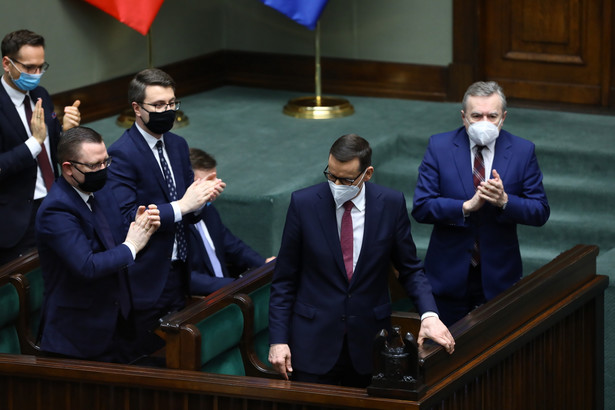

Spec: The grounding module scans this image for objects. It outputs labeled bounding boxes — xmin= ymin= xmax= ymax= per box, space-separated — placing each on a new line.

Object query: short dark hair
xmin=462 ymin=81 xmax=507 ymax=112
xmin=329 ymin=134 xmax=372 ymax=171
xmin=57 ymin=126 xmax=104 ymax=165
xmin=128 ymin=68 xmax=176 ymax=105
xmin=1 ymin=29 xmax=45 ymax=58
xmin=189 ymin=147 xmax=217 ymax=171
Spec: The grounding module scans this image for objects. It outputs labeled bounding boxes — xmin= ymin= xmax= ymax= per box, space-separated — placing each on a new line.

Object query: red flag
xmin=82 ymin=0 xmax=165 ymax=35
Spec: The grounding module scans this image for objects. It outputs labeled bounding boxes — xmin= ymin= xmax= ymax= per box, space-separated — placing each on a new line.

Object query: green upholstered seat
xmin=249 ymin=284 xmax=270 ymax=365
xmin=0 ymin=278 xmax=21 ymax=354
xmin=198 ymin=302 xmax=245 ymax=376
xmin=25 ymin=267 xmax=43 ymax=339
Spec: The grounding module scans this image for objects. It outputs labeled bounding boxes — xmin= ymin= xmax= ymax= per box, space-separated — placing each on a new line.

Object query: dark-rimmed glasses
xmin=323 ymin=165 xmax=365 ymax=186
xmin=139 ymin=100 xmax=181 ymax=113
xmin=70 ymin=157 xmax=112 ymax=172
xmin=9 ymin=58 xmax=49 ymax=74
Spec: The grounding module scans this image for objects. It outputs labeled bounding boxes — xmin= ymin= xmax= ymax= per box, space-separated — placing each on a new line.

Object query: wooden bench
xmin=159 ymin=260 xmax=278 ymax=377
xmin=0 ymin=250 xmax=41 ymax=355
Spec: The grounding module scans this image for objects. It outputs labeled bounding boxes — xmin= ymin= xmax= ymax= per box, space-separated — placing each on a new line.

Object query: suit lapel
xmin=452 ymin=129 xmax=476 ymax=198
xmin=492 ymin=132 xmax=512 ymax=179
xmin=128 ymin=126 xmax=172 ymax=201
xmin=189 ymin=224 xmax=216 ymax=276
xmin=353 ymin=183 xmax=383 ymax=284
xmin=314 ymin=185 xmax=346 ymax=278
xmin=0 ymin=85 xmax=29 ymax=143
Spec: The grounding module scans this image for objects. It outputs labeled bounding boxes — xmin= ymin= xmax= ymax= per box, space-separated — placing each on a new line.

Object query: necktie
xmin=196 ymin=221 xmax=224 ymax=278
xmin=471 ymin=145 xmax=485 ymax=267
xmin=88 ymin=195 xmax=132 ymax=318
xmin=24 ymin=95 xmax=55 ymax=191
xmin=156 ymin=140 xmax=188 ymax=261
xmin=341 ymin=200 xmax=354 ymax=281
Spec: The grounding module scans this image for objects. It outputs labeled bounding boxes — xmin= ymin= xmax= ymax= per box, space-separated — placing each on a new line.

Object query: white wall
xmin=0 ymin=0 xmax=451 ymax=94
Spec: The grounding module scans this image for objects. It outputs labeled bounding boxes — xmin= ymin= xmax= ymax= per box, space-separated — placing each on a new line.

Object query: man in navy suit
xmin=187 ymin=148 xmax=275 ymax=295
xmin=0 ymin=29 xmax=81 ymax=266
xmin=36 ymin=126 xmax=159 ymax=363
xmin=268 ymin=134 xmax=454 ymax=387
xmin=412 ymin=81 xmax=550 ymax=326
xmin=107 ymin=68 xmax=225 ymax=358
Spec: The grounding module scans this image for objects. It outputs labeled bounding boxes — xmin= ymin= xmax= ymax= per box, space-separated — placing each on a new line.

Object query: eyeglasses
xmin=70 ymin=157 xmax=112 ymax=172
xmin=9 ymin=58 xmax=49 ymax=74
xmin=323 ymin=165 xmax=365 ymax=186
xmin=139 ymin=100 xmax=181 ymax=113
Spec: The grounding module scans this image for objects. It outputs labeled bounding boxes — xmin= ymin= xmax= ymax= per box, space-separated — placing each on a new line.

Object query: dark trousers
xmin=0 ymin=199 xmax=41 ymax=266
xmin=434 ymin=264 xmax=487 ymax=327
xmin=292 ymin=335 xmax=372 ymax=388
xmin=129 ymin=260 xmax=187 ymax=363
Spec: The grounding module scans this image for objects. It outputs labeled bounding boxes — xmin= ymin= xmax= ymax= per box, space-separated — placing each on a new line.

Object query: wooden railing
xmin=0 ymin=244 xmax=607 ymax=409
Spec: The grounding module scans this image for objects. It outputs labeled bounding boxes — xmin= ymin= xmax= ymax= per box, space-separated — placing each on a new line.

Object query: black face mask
xmin=72 ymin=167 xmax=108 ymax=193
xmin=144 ymin=110 xmax=177 ymax=135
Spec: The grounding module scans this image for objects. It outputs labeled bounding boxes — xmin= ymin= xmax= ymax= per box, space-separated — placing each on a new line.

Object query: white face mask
xmin=328 ymin=170 xmax=366 ymax=208
xmin=466 ymin=119 xmax=502 ymax=146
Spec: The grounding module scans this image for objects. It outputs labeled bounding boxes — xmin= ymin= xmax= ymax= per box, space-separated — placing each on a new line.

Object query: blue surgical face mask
xmin=9 ymin=60 xmax=43 ymax=91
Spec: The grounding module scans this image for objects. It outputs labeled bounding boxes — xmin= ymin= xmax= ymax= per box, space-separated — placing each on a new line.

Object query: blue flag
xmin=260 ymin=0 xmax=330 ymax=30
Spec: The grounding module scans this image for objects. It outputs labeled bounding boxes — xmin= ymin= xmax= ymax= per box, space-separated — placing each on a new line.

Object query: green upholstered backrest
xmin=0 ymin=279 xmax=21 ymax=354
xmin=25 ymin=267 xmax=44 ymax=337
xmin=249 ymin=284 xmax=270 ymax=365
xmin=197 ymin=302 xmax=245 ymax=376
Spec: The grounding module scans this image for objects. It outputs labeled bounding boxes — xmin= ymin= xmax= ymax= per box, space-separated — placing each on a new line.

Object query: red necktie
xmin=24 ymin=95 xmax=55 ymax=191
xmin=471 ymin=146 xmax=485 ymax=266
xmin=341 ymin=200 xmax=354 ymax=281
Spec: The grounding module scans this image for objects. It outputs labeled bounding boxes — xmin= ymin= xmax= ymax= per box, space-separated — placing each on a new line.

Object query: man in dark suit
xmin=107 ymin=68 xmax=225 ymax=358
xmin=268 ymin=134 xmax=454 ymax=387
xmin=36 ymin=126 xmax=159 ymax=363
xmin=412 ymin=81 xmax=550 ymax=326
xmin=0 ymin=29 xmax=81 ymax=265
xmin=187 ymin=148 xmax=274 ymax=295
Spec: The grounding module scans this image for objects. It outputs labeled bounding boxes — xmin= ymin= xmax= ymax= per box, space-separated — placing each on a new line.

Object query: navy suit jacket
xmin=0 ymin=85 xmax=61 ymax=248
xmin=187 ymin=204 xmax=265 ymax=295
xmin=412 ymin=127 xmax=550 ymax=300
xmin=107 ymin=124 xmax=197 ymax=309
xmin=269 ymin=182 xmax=436 ymax=375
xmin=35 ymin=177 xmax=134 ymax=359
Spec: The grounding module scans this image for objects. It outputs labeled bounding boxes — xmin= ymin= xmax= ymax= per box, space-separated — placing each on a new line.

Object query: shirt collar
xmin=1 ymin=75 xmax=28 ymax=106
xmin=136 ymin=122 xmax=164 ymax=150
xmin=469 ymin=137 xmax=497 ymax=153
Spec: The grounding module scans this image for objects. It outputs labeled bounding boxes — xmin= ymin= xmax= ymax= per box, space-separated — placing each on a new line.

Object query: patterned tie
xmin=24 ymin=95 xmax=55 ymax=191
xmin=156 ymin=140 xmax=188 ymax=261
xmin=196 ymin=221 xmax=224 ymax=278
xmin=340 ymin=200 xmax=354 ymax=281
xmin=88 ymin=195 xmax=132 ymax=318
xmin=471 ymin=145 xmax=485 ymax=267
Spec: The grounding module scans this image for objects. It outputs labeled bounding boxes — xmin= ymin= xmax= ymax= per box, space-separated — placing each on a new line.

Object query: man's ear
xmin=61 ymin=162 xmax=73 ymax=177
xmin=363 ymin=166 xmax=374 ymax=182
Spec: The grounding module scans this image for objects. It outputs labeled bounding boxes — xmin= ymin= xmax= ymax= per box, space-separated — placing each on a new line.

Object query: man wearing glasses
xmin=0 ymin=29 xmax=81 ymax=266
xmin=268 ymin=134 xmax=455 ymax=387
xmin=107 ymin=68 xmax=225 ymax=360
xmin=36 ymin=126 xmax=160 ymax=363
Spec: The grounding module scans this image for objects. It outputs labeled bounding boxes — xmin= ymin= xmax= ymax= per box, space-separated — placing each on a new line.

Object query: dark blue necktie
xmin=156 ymin=140 xmax=188 ymax=261
xmin=88 ymin=195 xmax=132 ymax=318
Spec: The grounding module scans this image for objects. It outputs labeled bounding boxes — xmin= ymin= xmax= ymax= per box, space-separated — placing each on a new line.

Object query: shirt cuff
xmin=25 ymin=136 xmax=42 ymax=158
xmin=171 ymin=201 xmax=182 ymax=222
xmin=122 ymin=242 xmax=137 ymax=260
xmin=421 ymin=311 xmax=439 ymax=321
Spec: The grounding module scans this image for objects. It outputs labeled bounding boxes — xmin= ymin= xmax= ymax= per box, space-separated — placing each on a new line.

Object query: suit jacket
xmin=107 ymin=124 xmax=197 ymax=310
xmin=269 ymin=182 xmax=436 ymax=375
xmin=412 ymin=126 xmax=550 ymax=300
xmin=0 ymin=85 xmax=61 ymax=248
xmin=35 ymin=177 xmax=134 ymax=359
xmin=187 ymin=204 xmax=265 ymax=295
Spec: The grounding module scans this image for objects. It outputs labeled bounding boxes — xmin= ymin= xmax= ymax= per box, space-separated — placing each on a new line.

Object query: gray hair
xmin=462 ymin=81 xmax=507 ymax=112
